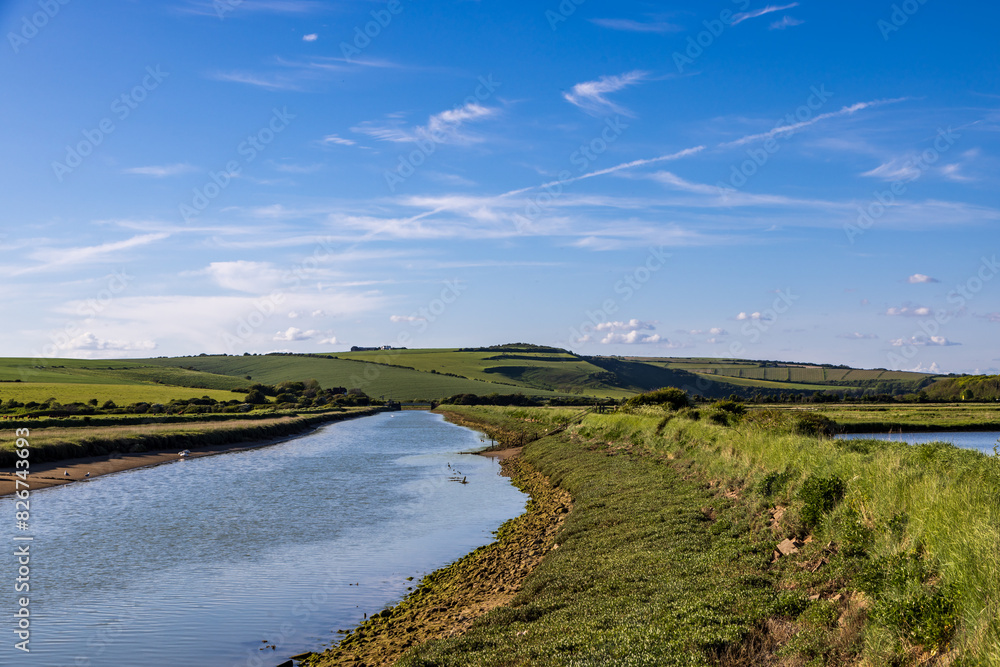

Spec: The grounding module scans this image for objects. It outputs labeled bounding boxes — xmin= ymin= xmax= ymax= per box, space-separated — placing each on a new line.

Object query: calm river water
xmin=0 ymin=411 xmax=527 ymax=666
xmin=836 ymin=430 xmax=1000 ymax=454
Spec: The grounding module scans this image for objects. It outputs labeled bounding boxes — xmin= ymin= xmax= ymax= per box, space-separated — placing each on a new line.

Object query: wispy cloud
xmin=180 ymin=0 xmax=325 ymax=17
xmin=838 ymin=332 xmax=879 ymax=340
xmin=887 ymin=305 xmax=932 ymax=317
xmin=721 ymin=98 xmax=907 ymax=149
xmin=563 ymin=70 xmax=648 ymax=117
xmin=769 ymin=15 xmax=804 ymax=30
xmin=11 ymin=233 xmax=168 ymax=276
xmin=302 ymin=33 xmax=318 ymax=42
xmin=890 ymin=336 xmax=960 ymax=347
xmin=731 ymin=3 xmax=799 ymax=26
xmin=209 ymin=70 xmax=303 ymax=91
xmin=317 ymin=134 xmax=356 ymax=147
xmin=122 ymin=163 xmax=197 ymax=177
xmin=589 ymin=18 xmax=681 ymax=33
xmin=353 ymin=102 xmax=499 ymax=145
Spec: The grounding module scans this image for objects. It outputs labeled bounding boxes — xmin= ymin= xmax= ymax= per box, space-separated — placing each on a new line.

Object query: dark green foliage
xmin=622 ymin=387 xmax=690 ymax=411
xmin=792 ymin=412 xmax=837 ymax=436
xmin=712 ymin=400 xmax=747 ymax=416
xmin=797 ymin=474 xmax=846 ymax=528
xmin=756 ymin=470 xmax=793 ymax=498
xmin=858 ymin=551 xmax=959 ymax=650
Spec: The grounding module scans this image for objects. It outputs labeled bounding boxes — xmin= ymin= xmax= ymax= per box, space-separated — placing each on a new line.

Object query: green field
xmin=0 ymin=382 xmax=237 ymax=406
xmin=141 ymin=354 xmax=566 ymax=401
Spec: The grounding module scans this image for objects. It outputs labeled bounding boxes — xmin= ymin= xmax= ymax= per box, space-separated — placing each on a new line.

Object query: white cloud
xmin=594 ymin=319 xmax=656 ymax=332
xmin=311 ymin=310 xmax=326 ymax=317
xmin=736 ymin=311 xmax=764 ymax=320
xmin=202 ymin=261 xmax=285 ymax=293
xmin=838 ymin=332 xmax=879 ymax=340
xmin=10 ymin=233 xmax=168 ymax=276
xmin=54 ymin=332 xmax=157 ymax=355
xmin=886 ymin=305 xmax=932 ymax=317
xmin=709 ymin=327 xmax=728 ymax=335
xmin=122 ymin=163 xmax=196 ymax=177
xmin=890 ymin=336 xmax=959 ymax=347
xmin=390 ymin=315 xmax=426 ymax=323
xmin=601 ymin=331 xmax=662 ymax=345
xmin=274 ymin=327 xmax=319 ymax=342
xmin=318 ymin=134 xmax=356 ymax=147
xmin=353 ymin=102 xmax=499 ymax=146
xmin=302 ymin=33 xmax=318 ymax=42
xmin=862 ymin=156 xmax=923 ymax=182
xmin=906 ymin=362 xmax=942 ymax=373
xmin=318 ymin=336 xmax=338 ymax=345
xmin=588 ymin=18 xmax=681 ymax=33
xmin=907 ymin=273 xmax=939 ymax=284
xmin=769 ymin=16 xmax=804 ymax=29
xmin=731 ymin=3 xmax=799 ymax=26
xmin=563 ymin=70 xmax=648 ymax=117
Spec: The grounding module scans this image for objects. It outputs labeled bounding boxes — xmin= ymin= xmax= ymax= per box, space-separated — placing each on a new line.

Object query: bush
xmin=711 ymin=400 xmax=746 ymax=416
xmin=797 ymin=474 xmax=845 ymax=529
xmin=792 ymin=412 xmax=837 ymax=437
xmin=622 ymin=387 xmax=690 ymax=411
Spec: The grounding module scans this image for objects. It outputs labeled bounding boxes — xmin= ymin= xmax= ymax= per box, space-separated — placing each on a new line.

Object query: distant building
xmin=350 ymin=345 xmax=407 ymax=352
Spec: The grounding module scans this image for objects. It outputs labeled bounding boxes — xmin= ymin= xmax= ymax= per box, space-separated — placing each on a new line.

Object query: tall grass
xmin=577 ymin=410 xmax=1000 ymax=663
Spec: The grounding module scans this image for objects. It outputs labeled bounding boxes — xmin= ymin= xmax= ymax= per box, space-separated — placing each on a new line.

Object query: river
xmin=836 ymin=430 xmax=1000 ymax=454
xmin=0 ymin=410 xmax=527 ymax=666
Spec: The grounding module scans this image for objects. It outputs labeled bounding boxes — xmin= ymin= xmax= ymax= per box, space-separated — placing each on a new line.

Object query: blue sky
xmin=1 ymin=0 xmax=998 ymax=373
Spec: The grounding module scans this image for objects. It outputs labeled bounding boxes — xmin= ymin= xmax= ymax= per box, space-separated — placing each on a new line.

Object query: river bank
xmin=0 ymin=407 xmax=378 ymax=497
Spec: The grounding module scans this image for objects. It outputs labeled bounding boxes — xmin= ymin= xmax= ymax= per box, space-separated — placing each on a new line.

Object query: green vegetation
xmin=0 ymin=382 xmax=236 ymax=407
xmin=788 ymin=403 xmax=1000 ymax=432
xmin=396 ymin=404 xmax=1000 ymax=665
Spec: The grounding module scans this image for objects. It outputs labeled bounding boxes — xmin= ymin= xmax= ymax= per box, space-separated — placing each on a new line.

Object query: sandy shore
xmin=0 ymin=429 xmax=321 ymax=498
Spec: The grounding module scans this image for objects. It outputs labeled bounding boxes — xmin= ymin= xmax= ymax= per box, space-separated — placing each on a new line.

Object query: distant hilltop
xmin=350 ymin=345 xmax=408 ymax=352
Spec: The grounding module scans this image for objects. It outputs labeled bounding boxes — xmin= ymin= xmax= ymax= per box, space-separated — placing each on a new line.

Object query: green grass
xmin=141 ymin=354 xmax=566 ymax=401
xmin=404 ymin=405 xmax=1000 ymax=665
xmin=0 ymin=382 xmax=238 ymax=406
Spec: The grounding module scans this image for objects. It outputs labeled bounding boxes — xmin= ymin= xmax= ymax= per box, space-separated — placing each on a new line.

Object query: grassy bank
xmin=0 ymin=408 xmax=377 ymax=467
xmin=389 ymin=405 xmax=999 ymax=665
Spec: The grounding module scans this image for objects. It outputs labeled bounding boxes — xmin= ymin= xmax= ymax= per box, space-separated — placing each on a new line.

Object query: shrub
xmin=797 ymin=474 xmax=846 ymax=529
xmin=792 ymin=412 xmax=837 ymax=437
xmin=623 ymin=387 xmax=690 ymax=411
